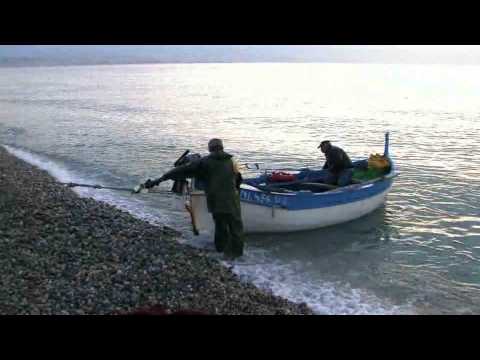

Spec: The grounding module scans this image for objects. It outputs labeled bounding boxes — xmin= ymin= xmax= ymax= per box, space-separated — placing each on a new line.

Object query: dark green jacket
xmin=160 ymin=151 xmax=242 ymax=215
xmin=322 ymin=145 xmax=353 ymax=175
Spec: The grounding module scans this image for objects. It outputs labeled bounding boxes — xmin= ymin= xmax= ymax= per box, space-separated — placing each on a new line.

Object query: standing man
xmin=318 ymin=140 xmax=353 ymax=186
xmin=143 ymin=139 xmax=244 ymax=260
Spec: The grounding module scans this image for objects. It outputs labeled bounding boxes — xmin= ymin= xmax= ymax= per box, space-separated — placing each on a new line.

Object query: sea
xmin=1 ymin=62 xmax=479 ymax=314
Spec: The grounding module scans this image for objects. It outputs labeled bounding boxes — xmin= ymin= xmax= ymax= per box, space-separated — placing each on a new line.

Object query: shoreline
xmin=0 ymin=146 xmax=313 ymax=315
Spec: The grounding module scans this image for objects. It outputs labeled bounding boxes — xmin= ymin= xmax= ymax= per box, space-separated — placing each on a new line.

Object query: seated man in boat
xmin=318 ymin=140 xmax=353 ymax=186
xmin=142 ymin=138 xmax=245 ymax=260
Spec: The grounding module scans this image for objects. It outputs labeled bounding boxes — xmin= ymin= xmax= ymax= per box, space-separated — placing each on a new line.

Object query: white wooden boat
xmin=186 ymin=133 xmax=396 ymax=235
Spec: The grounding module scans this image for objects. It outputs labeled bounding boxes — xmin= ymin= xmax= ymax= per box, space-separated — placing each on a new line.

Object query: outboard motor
xmin=171 ymin=150 xmax=202 ymax=195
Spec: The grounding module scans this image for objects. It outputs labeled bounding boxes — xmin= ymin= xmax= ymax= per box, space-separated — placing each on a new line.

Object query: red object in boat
xmin=269 ymin=171 xmax=295 ymax=183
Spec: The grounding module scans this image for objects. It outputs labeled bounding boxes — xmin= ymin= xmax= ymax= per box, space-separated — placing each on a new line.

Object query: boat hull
xmin=190 ymin=178 xmax=394 ymax=234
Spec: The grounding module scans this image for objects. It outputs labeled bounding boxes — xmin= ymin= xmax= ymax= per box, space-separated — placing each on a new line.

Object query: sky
xmin=1 ymin=45 xmax=480 ymax=66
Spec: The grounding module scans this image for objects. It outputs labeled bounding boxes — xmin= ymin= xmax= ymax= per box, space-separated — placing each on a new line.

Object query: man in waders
xmin=143 ymin=139 xmax=245 ymax=260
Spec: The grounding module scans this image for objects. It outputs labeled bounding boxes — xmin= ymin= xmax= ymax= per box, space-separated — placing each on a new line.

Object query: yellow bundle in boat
xmin=368 ymin=153 xmax=390 ymax=170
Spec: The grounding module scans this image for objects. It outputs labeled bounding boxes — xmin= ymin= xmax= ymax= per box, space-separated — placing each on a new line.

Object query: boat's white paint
xmin=190 ymin=183 xmax=392 ymax=234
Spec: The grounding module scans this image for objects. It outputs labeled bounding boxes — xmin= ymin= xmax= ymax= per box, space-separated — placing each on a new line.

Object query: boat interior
xmin=243 ymin=159 xmax=392 ymax=194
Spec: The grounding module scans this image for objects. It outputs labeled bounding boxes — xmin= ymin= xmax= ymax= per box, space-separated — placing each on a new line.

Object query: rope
xmin=59 ymin=182 xmax=176 ymax=195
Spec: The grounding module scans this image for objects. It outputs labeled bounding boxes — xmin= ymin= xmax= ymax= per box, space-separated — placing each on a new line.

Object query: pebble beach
xmin=0 ymin=147 xmax=313 ymax=315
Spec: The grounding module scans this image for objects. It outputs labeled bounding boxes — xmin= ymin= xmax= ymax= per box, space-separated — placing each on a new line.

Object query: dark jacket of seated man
xmin=318 ymin=140 xmax=353 ymax=186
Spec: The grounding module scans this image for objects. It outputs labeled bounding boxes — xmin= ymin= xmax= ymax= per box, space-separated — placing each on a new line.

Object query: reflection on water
xmin=1 ymin=63 xmax=480 ymax=314
xmin=248 ymin=206 xmax=392 ymax=258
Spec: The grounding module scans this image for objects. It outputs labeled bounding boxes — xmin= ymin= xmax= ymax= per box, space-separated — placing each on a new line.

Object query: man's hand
xmin=144 ymin=179 xmax=156 ymax=189
xmin=144 ymin=176 xmax=166 ymax=189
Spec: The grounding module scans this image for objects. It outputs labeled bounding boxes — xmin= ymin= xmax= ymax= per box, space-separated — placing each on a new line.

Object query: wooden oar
xmin=184 ymin=202 xmax=199 ymax=236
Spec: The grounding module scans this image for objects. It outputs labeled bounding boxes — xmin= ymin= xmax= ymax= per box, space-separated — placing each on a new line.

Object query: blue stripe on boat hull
xmin=239 ymin=178 xmax=393 ymax=211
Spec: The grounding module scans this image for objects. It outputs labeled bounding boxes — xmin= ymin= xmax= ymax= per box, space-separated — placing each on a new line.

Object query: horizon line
xmin=1 ymin=59 xmax=479 ymax=69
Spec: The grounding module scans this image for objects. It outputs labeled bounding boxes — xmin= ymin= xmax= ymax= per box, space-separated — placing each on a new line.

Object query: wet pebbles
xmin=0 ymin=147 xmax=313 ymax=315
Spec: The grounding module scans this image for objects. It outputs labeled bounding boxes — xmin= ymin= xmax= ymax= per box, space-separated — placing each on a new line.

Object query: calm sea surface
xmin=1 ymin=63 xmax=479 ymax=314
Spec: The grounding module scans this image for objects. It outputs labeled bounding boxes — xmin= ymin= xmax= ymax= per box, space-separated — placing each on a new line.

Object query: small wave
xmin=228 ymin=252 xmax=415 ymax=315
xmin=4 ymin=144 xmax=79 ymax=184
xmin=2 ymin=144 xmax=171 ymax=227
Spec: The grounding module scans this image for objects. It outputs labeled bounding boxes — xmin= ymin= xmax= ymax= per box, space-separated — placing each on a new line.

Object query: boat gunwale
xmin=236 ymin=156 xmax=397 ymax=198
xmin=190 ymin=159 xmax=397 ymax=199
